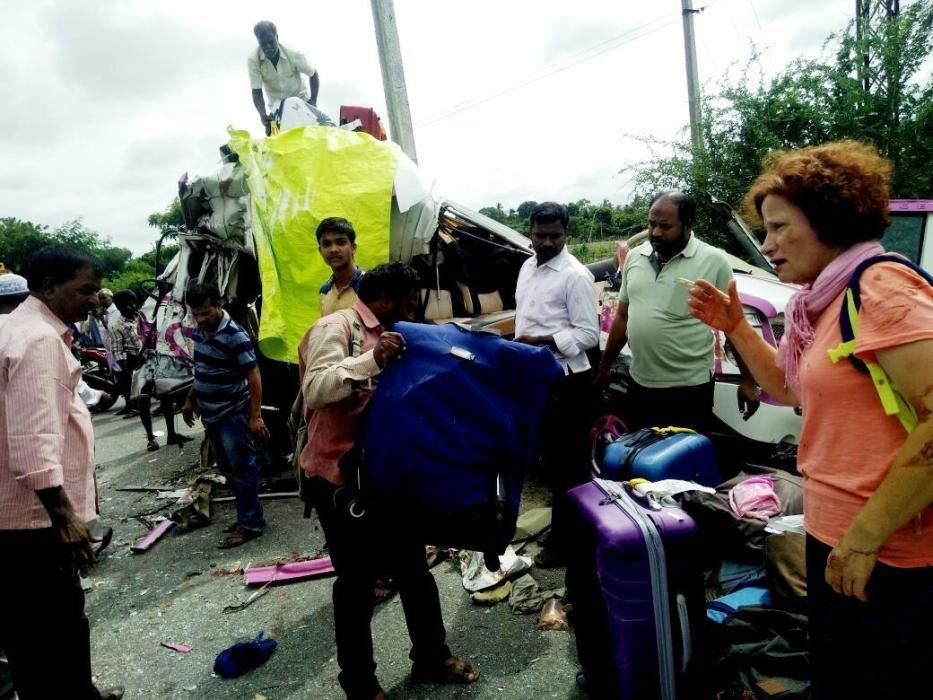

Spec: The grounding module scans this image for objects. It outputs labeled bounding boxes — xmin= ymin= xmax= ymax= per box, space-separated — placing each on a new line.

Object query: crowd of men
xmin=0 ymin=190 xmax=754 ymax=698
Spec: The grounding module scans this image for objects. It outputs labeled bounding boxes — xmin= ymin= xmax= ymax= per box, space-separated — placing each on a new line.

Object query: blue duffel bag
xmin=357 ymin=322 xmax=563 ymax=559
xmin=600 ymin=427 xmax=720 ymax=486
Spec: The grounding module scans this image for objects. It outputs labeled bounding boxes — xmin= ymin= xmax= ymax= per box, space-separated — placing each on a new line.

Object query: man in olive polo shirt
xmin=597 ymin=192 xmax=758 ymax=431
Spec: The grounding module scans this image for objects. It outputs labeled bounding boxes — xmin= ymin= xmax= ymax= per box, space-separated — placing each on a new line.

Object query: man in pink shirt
xmin=0 ymin=246 xmax=124 ymax=700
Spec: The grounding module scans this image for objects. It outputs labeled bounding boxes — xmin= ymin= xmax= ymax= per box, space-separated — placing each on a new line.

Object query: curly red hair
xmin=743 ymin=141 xmax=893 ymax=247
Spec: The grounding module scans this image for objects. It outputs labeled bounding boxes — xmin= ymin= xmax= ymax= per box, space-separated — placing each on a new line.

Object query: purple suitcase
xmin=567 ymin=479 xmax=705 ymax=700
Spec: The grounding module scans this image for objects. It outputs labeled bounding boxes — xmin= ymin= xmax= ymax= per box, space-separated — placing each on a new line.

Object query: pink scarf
xmin=776 ymin=240 xmax=884 ymax=392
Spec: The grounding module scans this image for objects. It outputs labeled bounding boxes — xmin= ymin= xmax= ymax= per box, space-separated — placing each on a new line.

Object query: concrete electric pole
xmin=681 ymin=0 xmax=704 ymax=154
xmin=370 ymin=0 xmax=418 ymax=162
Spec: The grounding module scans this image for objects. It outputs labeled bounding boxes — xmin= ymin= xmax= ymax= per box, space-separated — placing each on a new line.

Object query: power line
xmin=415 ymin=12 xmax=683 ymax=129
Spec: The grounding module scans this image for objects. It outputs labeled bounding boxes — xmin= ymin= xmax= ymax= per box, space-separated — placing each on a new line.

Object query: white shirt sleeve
xmin=551 ymin=271 xmax=599 ymax=358
xmin=247 ymin=52 xmax=263 ymax=90
xmin=77 ymin=379 xmax=102 ymax=407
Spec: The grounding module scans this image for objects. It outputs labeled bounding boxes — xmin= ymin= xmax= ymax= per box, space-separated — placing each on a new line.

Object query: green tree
xmin=479 ymin=204 xmax=508 ymax=224
xmin=0 ymin=218 xmax=53 ymax=274
xmin=147 ymin=198 xmax=184 ymax=237
xmin=627 ymin=2 xmax=933 ymax=237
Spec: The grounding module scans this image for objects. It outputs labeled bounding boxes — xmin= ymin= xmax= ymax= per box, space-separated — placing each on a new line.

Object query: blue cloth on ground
xmin=707 ymin=586 xmax=772 ymax=623
xmin=213 ymin=631 xmax=277 ymax=678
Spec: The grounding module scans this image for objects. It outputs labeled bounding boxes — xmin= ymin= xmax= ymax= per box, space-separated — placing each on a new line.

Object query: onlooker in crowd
xmin=0 ymin=246 xmax=123 ymax=699
xmin=182 ymin=283 xmax=269 ymax=548
xmin=249 ymin=20 xmax=320 ymax=134
xmin=598 ymin=191 xmax=760 ymax=430
xmin=0 ymin=273 xmax=29 ymax=328
xmin=318 ymin=217 xmax=364 ymax=317
xmin=98 ymin=287 xmax=121 ymax=329
xmin=78 ymin=294 xmax=108 ymax=348
xmin=513 ymin=202 xmax=599 ymax=568
xmin=299 ymin=262 xmax=479 ymax=699
xmin=96 ymin=287 xmax=123 ymax=391
xmin=109 ymin=290 xmax=144 ymax=417
xmin=688 ymin=141 xmax=933 ymax=699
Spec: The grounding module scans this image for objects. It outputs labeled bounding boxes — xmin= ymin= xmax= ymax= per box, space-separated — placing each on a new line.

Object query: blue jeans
xmin=205 ymin=409 xmax=264 ymax=530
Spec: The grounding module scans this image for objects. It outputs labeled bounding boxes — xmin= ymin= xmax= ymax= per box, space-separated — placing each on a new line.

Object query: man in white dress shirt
xmin=514 ymin=202 xmax=599 ymax=567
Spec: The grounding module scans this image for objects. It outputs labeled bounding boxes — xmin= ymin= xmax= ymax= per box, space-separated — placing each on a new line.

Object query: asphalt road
xmin=85 ymin=404 xmax=587 ymax=700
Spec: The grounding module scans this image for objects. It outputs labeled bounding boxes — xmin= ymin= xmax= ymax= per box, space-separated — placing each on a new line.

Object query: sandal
xmin=374 ymin=577 xmax=395 ymax=604
xmin=413 ymin=656 xmax=480 ymax=685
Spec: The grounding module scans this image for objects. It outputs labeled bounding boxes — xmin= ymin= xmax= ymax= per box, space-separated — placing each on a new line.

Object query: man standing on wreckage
xmin=249 ymin=20 xmax=321 ymax=135
xmin=297 ymin=262 xmax=480 ymax=700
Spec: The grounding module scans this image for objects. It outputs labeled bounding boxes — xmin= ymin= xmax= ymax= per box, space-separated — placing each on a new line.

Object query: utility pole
xmin=370 ymin=0 xmax=418 ymax=162
xmin=681 ymin=0 xmax=704 ymax=154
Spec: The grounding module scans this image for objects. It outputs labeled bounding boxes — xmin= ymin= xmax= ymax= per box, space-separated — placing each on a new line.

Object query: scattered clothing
xmin=706 ymin=586 xmax=772 ymax=623
xmin=458 ymin=547 xmax=532 ymax=593
xmin=729 ymin=476 xmax=782 ymax=521
xmin=508 ymin=574 xmax=565 ymax=615
xmin=470 ymin=580 xmax=512 ymax=606
xmin=213 ymin=631 xmax=277 ymax=679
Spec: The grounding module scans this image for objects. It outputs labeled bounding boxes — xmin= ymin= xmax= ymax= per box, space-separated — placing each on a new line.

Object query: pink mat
xmin=243 ymin=556 xmax=335 ymax=586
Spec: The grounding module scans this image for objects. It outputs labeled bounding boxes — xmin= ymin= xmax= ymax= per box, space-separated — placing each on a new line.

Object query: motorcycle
xmin=80 ymin=346 xmax=119 ymax=412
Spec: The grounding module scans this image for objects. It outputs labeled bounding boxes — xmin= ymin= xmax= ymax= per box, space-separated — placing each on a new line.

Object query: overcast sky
xmin=0 ymin=0 xmax=857 ymax=254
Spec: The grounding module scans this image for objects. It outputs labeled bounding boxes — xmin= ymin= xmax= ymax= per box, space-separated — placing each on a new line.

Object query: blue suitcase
xmin=567 ymin=478 xmax=706 ymax=699
xmin=600 ymin=428 xmax=720 ymax=486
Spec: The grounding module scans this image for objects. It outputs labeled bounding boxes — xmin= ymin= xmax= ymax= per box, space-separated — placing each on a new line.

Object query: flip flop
xmin=413 ymin=656 xmax=480 ymax=685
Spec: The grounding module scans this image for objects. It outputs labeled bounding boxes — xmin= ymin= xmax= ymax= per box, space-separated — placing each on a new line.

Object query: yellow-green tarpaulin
xmin=229 ymin=126 xmax=398 ymax=363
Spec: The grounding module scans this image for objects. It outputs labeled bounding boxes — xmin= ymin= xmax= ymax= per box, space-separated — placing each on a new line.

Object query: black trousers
xmin=626 ymin=379 xmax=715 ymax=433
xmin=806 ymin=534 xmax=933 ymax=699
xmin=0 ymin=529 xmax=101 ymax=700
xmin=309 ymin=477 xmax=450 ymax=699
xmin=541 ymin=369 xmax=597 ymax=555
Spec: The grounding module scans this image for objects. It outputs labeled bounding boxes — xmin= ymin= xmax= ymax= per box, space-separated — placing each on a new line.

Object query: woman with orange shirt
xmin=687 ymin=141 xmax=933 ymax=699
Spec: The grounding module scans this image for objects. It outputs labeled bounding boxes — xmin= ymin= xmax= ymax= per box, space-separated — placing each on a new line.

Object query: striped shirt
xmin=0 ymin=296 xmax=97 ymax=529
xmin=192 ymin=312 xmax=257 ymax=424
xmin=109 ymin=314 xmax=143 ymax=363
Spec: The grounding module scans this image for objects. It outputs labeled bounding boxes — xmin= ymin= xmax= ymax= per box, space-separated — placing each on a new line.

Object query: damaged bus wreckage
xmin=143 ymin=113 xmax=804 ymax=500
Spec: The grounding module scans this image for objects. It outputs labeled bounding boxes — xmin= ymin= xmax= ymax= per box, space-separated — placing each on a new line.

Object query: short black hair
xmin=650 ymin=191 xmax=696 ymax=230
xmin=254 ymin=20 xmax=277 ymax=38
xmin=529 ymin=201 xmax=569 ymax=230
xmin=187 ymin=282 xmax=222 ymax=308
xmin=112 ymin=290 xmax=138 ymax=314
xmin=316 ymin=217 xmax=357 ymax=244
xmin=358 ymin=262 xmax=420 ymax=304
xmin=27 ymin=245 xmax=102 ymax=293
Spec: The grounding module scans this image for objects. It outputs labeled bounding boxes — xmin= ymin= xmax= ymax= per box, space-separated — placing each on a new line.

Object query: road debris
xmin=131 ymin=519 xmax=174 ymax=553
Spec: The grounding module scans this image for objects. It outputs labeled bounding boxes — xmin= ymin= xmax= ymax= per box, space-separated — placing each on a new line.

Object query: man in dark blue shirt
xmin=182 ymin=283 xmax=269 ymax=548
